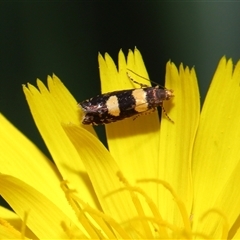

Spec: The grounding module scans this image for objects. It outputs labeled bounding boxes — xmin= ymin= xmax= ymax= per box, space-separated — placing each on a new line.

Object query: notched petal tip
xmin=36 ymin=79 xmax=50 ymax=94
xmin=23 ymin=82 xmax=42 ymax=96
xmin=98 ymin=53 xmax=106 ymax=68
xmin=128 ymin=48 xmax=133 ymax=54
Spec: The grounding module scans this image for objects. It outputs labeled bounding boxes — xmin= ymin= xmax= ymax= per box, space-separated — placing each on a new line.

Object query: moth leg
xmin=162 ymin=105 xmax=174 ymax=123
xmin=132 ymin=108 xmax=156 ymax=120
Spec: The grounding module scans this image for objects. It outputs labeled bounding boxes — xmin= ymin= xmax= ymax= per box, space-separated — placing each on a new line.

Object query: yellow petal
xmin=0 ymin=223 xmax=29 ymax=240
xmin=0 ymin=175 xmax=82 ymax=239
xmin=192 ymin=57 xmax=240 ymax=237
xmin=214 ymin=160 xmax=240 ymax=239
xmin=0 ymin=114 xmax=77 ymax=220
xmin=23 ymin=76 xmax=99 ymax=208
xmin=232 ymin=224 xmax=240 ymax=239
xmin=157 ymin=61 xmax=200 ymax=225
xmin=99 ymin=49 xmax=160 ymax=204
xmin=0 ymin=206 xmax=36 ymax=239
xmin=63 ymin=123 xmax=137 ymax=223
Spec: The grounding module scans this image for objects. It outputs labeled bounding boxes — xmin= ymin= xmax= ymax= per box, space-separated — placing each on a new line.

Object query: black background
xmin=1 ymin=1 xmax=240 ymax=208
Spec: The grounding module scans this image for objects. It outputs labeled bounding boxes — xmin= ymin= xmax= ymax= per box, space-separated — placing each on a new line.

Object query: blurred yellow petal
xmin=0 ymin=206 xmax=19 ymax=219
xmin=0 ymin=175 xmax=82 ymax=239
xmin=0 ymin=205 xmax=36 ymax=239
xmin=0 ymin=222 xmax=28 ymax=240
xmin=0 ymin=206 xmax=33 ymax=239
xmin=0 ymin=114 xmax=77 ymax=221
xmin=232 ymin=225 xmax=240 ymax=239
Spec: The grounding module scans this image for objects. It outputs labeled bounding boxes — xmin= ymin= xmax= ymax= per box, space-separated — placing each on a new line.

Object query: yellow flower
xmin=0 ymin=48 xmax=240 ymax=239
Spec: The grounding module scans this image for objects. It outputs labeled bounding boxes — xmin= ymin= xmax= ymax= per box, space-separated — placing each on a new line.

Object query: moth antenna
xmin=127 ymin=68 xmax=166 ymax=89
xmin=126 ymin=71 xmax=148 ymax=88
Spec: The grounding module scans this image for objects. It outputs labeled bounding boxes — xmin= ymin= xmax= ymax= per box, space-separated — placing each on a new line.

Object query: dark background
xmin=1 ymin=2 xmax=240 ymax=208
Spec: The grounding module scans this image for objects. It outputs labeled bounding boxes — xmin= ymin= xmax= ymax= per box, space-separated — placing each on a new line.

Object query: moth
xmin=79 ymin=70 xmax=174 ymax=125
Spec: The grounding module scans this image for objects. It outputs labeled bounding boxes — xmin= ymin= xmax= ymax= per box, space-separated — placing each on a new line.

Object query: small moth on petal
xmin=79 ymin=71 xmax=174 ymax=125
